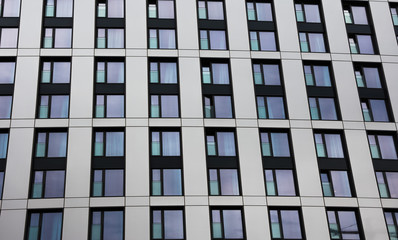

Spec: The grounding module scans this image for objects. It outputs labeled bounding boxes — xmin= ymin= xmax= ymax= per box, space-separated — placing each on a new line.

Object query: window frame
xmin=326 ymin=208 xmax=364 ymax=240
xmin=210 ymin=207 xmax=246 ymax=240
xmin=197 ymin=0 xmax=226 ymax=21
xmin=151 ymin=208 xmax=186 ymax=240
xmin=89 ymin=208 xmax=125 ymax=240
xmin=0 ymin=130 xmax=9 ymax=199
xmin=148 ymin=0 xmax=176 ymax=20
xmin=44 ymin=0 xmax=74 ymax=18
xmin=246 ymin=0 xmax=274 ymax=22
xmin=384 ymin=209 xmax=398 ymax=240
xmin=268 ymin=208 xmax=306 ymax=240
xmin=25 ymin=210 xmax=64 ymax=240
xmin=42 ymin=27 xmax=73 ymax=49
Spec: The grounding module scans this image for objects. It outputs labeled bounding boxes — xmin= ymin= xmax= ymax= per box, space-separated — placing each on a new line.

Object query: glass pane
xmin=56 ymin=0 xmax=73 ymax=17
xmin=209 ymin=169 xmax=219 ymax=195
xmin=207 ymin=135 xmax=216 ymax=156
xmin=32 ymin=171 xmax=43 ymax=198
xmin=270 ymin=210 xmax=281 ymax=238
xmin=103 ymin=211 xmax=123 ymax=240
xmin=108 ymin=0 xmax=124 ymax=18
xmin=47 ymin=132 xmax=67 ymax=157
xmin=106 ymin=132 xmax=124 ymax=156
xmin=151 ymin=95 xmax=160 ymax=118
xmin=251 ymin=32 xmax=259 ymax=51
xmin=107 ymin=62 xmax=124 ymax=83
xmin=217 ymin=132 xmax=235 ymax=156
xmin=148 ymin=4 xmax=156 ymax=18
xmin=386 ymin=172 xmax=398 ymax=198
xmin=152 ymin=169 xmax=161 ymax=195
xmin=107 ymin=29 xmax=124 ymax=48
xmin=104 ymin=170 xmax=124 ymax=196
xmin=247 ymin=3 xmax=255 ymax=20
xmin=338 ymin=211 xmax=359 ymax=239
xmin=163 ymin=169 xmax=182 ymax=195
xmin=53 ymin=62 xmax=70 ymax=83
xmin=324 ymin=134 xmax=344 ymax=158
xmin=219 ymin=169 xmax=239 ymax=195
xmin=152 ymin=132 xmax=160 ymax=156
xmin=198 ymin=1 xmax=206 ymax=19
xmin=259 ymin=32 xmax=276 ymax=51
xmin=160 ymin=62 xmax=177 ymax=84
xmin=36 ymin=133 xmax=46 ymax=157
xmin=50 ymin=96 xmax=69 ymax=118
xmin=164 ymin=210 xmax=184 ymax=239
xmin=93 ymin=170 xmax=103 ymax=197
xmin=357 ymin=35 xmax=374 ymax=54
xmin=257 ymin=97 xmax=266 ymax=119
xmin=162 ymin=132 xmax=180 ymax=156
xmin=253 ymin=64 xmax=263 ymax=85
xmin=0 ymin=62 xmax=15 ymax=83
xmin=54 ymin=28 xmax=72 ymax=48
xmin=369 ymin=100 xmax=389 ymax=122
xmin=261 ymin=133 xmax=271 ymax=156
xmin=321 ymin=173 xmax=333 ymax=197
xmin=223 ymin=210 xmax=243 ymax=239
xmin=318 ymin=98 xmax=337 ymax=120
xmin=0 ymin=96 xmax=12 ymax=118
xmin=41 ymin=212 xmax=63 ymax=240
xmin=308 ymin=33 xmax=326 ymax=52
xmin=378 ymin=135 xmax=397 ymax=160
xmin=44 ymin=171 xmax=65 ymax=198
xmin=281 ymin=210 xmax=302 ymax=239
xmin=271 ymin=133 xmax=290 ymax=157
xmin=0 ymin=28 xmax=18 ymax=48
xmin=355 ymin=71 xmax=364 ymax=87
xmin=214 ymin=96 xmax=232 ymax=118
xmin=159 ymin=29 xmax=176 ymax=49
xmin=304 ymin=4 xmax=321 ymax=23
xmin=106 ymin=95 xmax=124 ymax=118
xmin=98 ymin=3 xmax=106 ymax=17
xmin=94 ymin=132 xmax=104 ymax=156
xmin=275 ymin=170 xmax=295 ymax=196
xmin=149 ymin=29 xmax=158 ymax=48
xmin=330 ymin=171 xmax=351 ymax=197
xmin=158 ymin=0 xmax=174 ymax=19
xmin=352 ymin=6 xmax=368 ymax=24
xmin=209 ymin=30 xmax=226 ymax=50
xmin=3 ymin=0 xmax=20 ymax=17
xmin=300 ymin=33 xmax=309 ymax=52
xmin=212 ymin=63 xmax=229 ymax=84
xmin=313 ymin=66 xmax=331 ymax=87
xmin=0 ymin=133 xmax=8 ymax=159
xmin=161 ymin=96 xmax=179 ymax=118
xmin=267 ymin=97 xmax=285 ymax=119
xmin=256 ymin=3 xmax=272 ymax=21
xmin=363 ymin=67 xmax=381 ymax=88
xmin=207 ymin=1 xmax=224 ymax=20
xmin=265 ymin=170 xmax=276 ymax=195
xmin=262 ymin=64 xmax=280 ymax=85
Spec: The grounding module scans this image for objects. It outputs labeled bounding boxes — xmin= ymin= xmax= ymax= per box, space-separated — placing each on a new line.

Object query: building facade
xmin=0 ymin=0 xmax=397 ymax=239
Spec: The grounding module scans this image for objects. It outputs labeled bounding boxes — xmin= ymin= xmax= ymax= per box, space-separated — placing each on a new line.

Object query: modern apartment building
xmin=0 ymin=0 xmax=397 ymax=239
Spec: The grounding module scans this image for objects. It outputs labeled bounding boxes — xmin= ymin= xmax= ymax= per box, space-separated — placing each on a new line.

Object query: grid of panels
xmin=0 ymin=0 xmax=398 ymax=239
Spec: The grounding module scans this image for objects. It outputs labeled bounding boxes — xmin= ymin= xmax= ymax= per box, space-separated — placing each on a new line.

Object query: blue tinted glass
xmin=217 ymin=132 xmax=236 ymax=156
xmin=164 ymin=210 xmax=184 ymax=239
xmin=159 ymin=30 xmax=176 ymax=49
xmin=44 ymin=171 xmax=65 ymax=198
xmin=223 ymin=210 xmax=243 ymax=239
xmin=163 ymin=169 xmax=182 ymax=195
xmin=106 ymin=132 xmax=124 ymax=156
xmin=47 ymin=132 xmax=67 ymax=157
xmin=271 ymin=133 xmax=290 ymax=157
xmin=0 ymin=133 xmax=8 ymax=158
xmin=281 ymin=210 xmax=302 ymax=239
xmin=41 ymin=212 xmax=63 ymax=240
xmin=104 ymin=211 xmax=123 ymax=240
xmin=162 ymin=132 xmax=180 ymax=156
xmin=105 ymin=170 xmax=124 ymax=196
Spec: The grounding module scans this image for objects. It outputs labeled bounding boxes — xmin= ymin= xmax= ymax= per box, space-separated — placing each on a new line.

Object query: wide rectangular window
xmin=309 ymin=97 xmax=338 ymax=120
xmin=299 ymin=32 xmax=326 ymax=53
xmin=45 ymin=0 xmax=73 ymax=18
xmin=260 ymin=132 xmax=290 ymax=157
xmin=35 ymin=131 xmax=68 ymax=158
xmin=314 ymin=133 xmax=344 ymax=158
xmin=149 ymin=61 xmax=177 ymax=84
xmin=43 ymin=28 xmax=72 ymax=48
xmin=198 ymin=0 xmax=224 ymax=20
xmin=90 ymin=209 xmax=124 ymax=240
xmin=247 ymin=1 xmax=273 ymax=21
xmin=92 ymin=169 xmax=124 ymax=197
xmin=304 ymin=65 xmax=331 ymax=87
xmin=376 ymin=172 xmax=398 ymax=198
xmin=148 ymin=0 xmax=174 ymax=19
xmin=321 ymin=171 xmax=352 ymax=197
xmin=151 ymin=169 xmax=182 ymax=196
xmin=200 ymin=30 xmax=227 ymax=50
xmin=354 ymin=66 xmax=382 ymax=89
xmin=97 ymin=0 xmax=124 ymax=18
xmin=361 ymin=99 xmax=389 ymax=122
xmin=97 ymin=28 xmax=124 ymax=48
xmin=206 ymin=131 xmax=236 ymax=157
xmin=26 ymin=211 xmax=63 ymax=240
xmin=211 ymin=208 xmax=244 ymax=239
xmin=295 ymin=3 xmax=321 ymax=23
xmin=344 ymin=6 xmax=368 ymax=25
xmin=265 ymin=169 xmax=296 ymax=196
xmin=269 ymin=209 xmax=304 ymax=239
xmin=152 ymin=209 xmax=185 ymax=239
xmin=327 ymin=209 xmax=362 ymax=239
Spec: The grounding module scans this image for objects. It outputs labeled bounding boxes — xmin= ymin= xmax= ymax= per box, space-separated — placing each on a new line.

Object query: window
xmin=253 ymin=62 xmax=287 ymax=119
xmin=0 ymin=28 xmax=18 ymax=48
xmin=361 ymin=99 xmax=389 ymax=122
xmin=30 ymin=130 xmax=67 ymax=199
xmin=376 ymin=172 xmax=398 ymax=198
xmin=391 ymin=6 xmax=398 ymax=26
xmin=308 ymin=97 xmax=338 ymax=120
xmin=149 ymin=59 xmax=179 ymax=118
xmin=299 ymin=32 xmax=326 ymax=53
xmin=327 ymin=209 xmax=363 ymax=239
xmin=148 ymin=0 xmax=174 ymax=19
xmin=92 ymin=129 xmax=125 ymax=197
xmin=97 ymin=0 xmax=124 ymax=18
xmin=31 ymin=170 xmax=65 ymax=198
xmin=249 ymin=31 xmax=276 ymax=51
xmin=149 ymin=29 xmax=176 ymax=49
xmin=90 ymin=209 xmax=124 ymax=240
xmin=198 ymin=0 xmax=224 ymax=20
xmin=44 ymin=0 xmax=73 ymax=18
xmin=150 ymin=129 xmax=183 ymax=196
xmin=260 ymin=131 xmax=298 ymax=196
xmin=367 ymin=134 xmax=398 ymax=160
xmin=209 ymin=169 xmax=240 ymax=196
xmin=247 ymin=1 xmax=273 ymax=21
xmin=152 ymin=209 xmax=185 ymax=239
xmin=354 ymin=66 xmax=382 ymax=89
xmin=43 ymin=28 xmax=72 ymax=48
xmin=0 ymin=60 xmax=15 ymax=119
xmin=26 ymin=211 xmax=63 ymax=240
xmin=211 ymin=208 xmax=244 ymax=239
xmin=348 ymin=35 xmax=374 ymax=54
xmin=94 ymin=59 xmax=125 ymax=118
xmin=304 ymin=64 xmax=331 ymax=87
xmin=320 ymin=171 xmax=352 ymax=197
xmin=37 ymin=59 xmax=71 ymax=119
xmin=97 ymin=28 xmax=124 ymax=48
xmin=202 ymin=60 xmax=234 ymax=118
xmin=384 ymin=211 xmax=398 ymax=240
xmin=344 ymin=6 xmax=368 ymax=25
xmin=0 ymin=131 xmax=9 ymax=199
xmin=206 ymin=131 xmax=236 ymax=157
xmin=200 ymin=30 xmax=227 ymax=50
xmin=295 ymin=3 xmax=321 ymax=23
xmin=269 ymin=209 xmax=304 ymax=240
xmin=314 ymin=133 xmax=344 ymax=159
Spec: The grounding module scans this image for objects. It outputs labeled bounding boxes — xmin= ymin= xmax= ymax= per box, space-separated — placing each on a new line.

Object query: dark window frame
xmin=24 ymin=209 xmax=64 ymax=240
xmin=150 ymin=207 xmax=186 ymax=240
xmin=268 ymin=207 xmax=306 ymax=240
xmin=325 ymin=208 xmax=365 ymax=240
xmin=210 ymin=206 xmax=246 ymax=240
xmin=89 ymin=208 xmax=125 ymax=240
